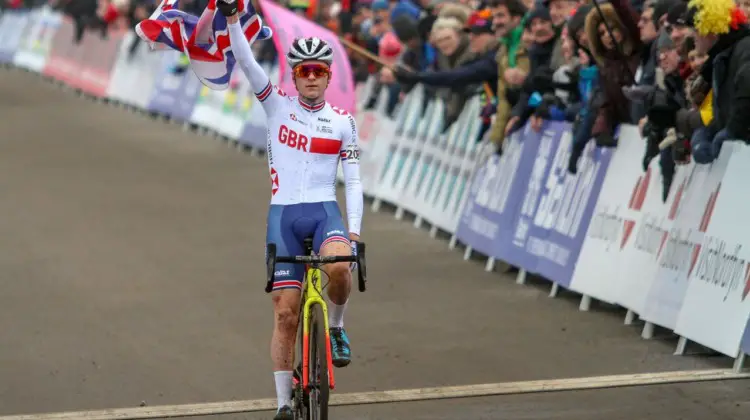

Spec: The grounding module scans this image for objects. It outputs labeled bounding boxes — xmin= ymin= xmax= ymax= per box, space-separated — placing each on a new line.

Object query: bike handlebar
xmin=265 ymin=242 xmax=367 ymax=294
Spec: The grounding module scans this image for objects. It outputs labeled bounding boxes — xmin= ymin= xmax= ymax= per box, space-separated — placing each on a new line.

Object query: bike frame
xmin=300 ymin=264 xmax=336 ymax=391
xmin=265 ymin=240 xmax=367 ymax=398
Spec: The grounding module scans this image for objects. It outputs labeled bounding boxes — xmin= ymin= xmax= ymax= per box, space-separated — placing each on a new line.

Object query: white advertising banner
xmin=13 ymin=6 xmax=60 ymax=72
xmin=568 ymin=125 xmax=643 ymax=304
xmin=615 ymin=154 xmax=690 ymax=316
xmin=641 ymin=152 xmax=728 ymax=330
xmin=674 ymin=143 xmax=750 ymax=357
xmin=107 ymin=32 xmax=166 ymax=108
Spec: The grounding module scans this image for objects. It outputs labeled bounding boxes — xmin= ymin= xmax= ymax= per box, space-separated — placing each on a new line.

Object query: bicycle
xmin=265 ymin=237 xmax=367 ymax=420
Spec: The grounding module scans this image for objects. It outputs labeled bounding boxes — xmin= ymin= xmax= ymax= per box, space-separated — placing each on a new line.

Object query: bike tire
xmin=307 ymin=303 xmax=329 ymax=420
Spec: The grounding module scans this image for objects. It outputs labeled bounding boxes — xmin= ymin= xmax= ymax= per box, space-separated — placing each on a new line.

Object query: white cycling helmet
xmin=286 ymin=37 xmax=334 ymax=68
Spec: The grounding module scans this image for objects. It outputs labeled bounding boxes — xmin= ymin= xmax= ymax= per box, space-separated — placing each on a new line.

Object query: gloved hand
xmin=530 ymin=67 xmax=556 ymax=93
xmin=534 ymin=93 xmax=565 ymax=120
xmin=691 ymin=127 xmax=716 ymax=164
xmin=393 ymin=66 xmax=421 ymax=84
xmin=622 ymin=84 xmax=654 ymax=102
xmin=217 ymin=0 xmax=239 ymax=17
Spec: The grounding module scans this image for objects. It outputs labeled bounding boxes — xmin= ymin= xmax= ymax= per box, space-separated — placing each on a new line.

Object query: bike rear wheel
xmin=306 ymin=303 xmax=329 ymax=420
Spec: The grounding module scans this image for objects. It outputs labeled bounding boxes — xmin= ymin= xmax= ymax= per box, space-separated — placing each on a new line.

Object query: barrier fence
xmin=2 ymin=5 xmax=749 ymax=371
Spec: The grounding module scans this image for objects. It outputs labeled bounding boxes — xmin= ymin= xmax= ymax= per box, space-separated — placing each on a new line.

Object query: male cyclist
xmin=217 ymin=1 xmax=363 ymax=419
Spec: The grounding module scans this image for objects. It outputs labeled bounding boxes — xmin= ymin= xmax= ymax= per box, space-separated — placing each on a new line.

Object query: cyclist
xmin=217 ymin=1 xmax=363 ymax=418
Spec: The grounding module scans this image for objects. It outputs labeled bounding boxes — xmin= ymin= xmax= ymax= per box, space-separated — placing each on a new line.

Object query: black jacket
xmin=411 ymin=45 xmax=499 ymax=93
xmin=702 ymin=26 xmax=750 ymax=141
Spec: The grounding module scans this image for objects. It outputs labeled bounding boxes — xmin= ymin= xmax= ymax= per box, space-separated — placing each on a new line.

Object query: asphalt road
xmin=0 ymin=68 xmax=748 ymax=419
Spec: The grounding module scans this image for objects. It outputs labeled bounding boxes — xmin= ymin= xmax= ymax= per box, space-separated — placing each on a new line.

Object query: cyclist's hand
xmin=217 ymin=0 xmax=239 ymax=17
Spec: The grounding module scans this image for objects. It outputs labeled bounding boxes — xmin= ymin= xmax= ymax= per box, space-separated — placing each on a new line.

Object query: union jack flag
xmin=135 ymin=0 xmax=273 ymax=90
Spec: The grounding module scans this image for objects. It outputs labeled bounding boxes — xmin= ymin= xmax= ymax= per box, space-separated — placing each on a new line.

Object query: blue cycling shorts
xmin=266 ymin=201 xmax=350 ymax=291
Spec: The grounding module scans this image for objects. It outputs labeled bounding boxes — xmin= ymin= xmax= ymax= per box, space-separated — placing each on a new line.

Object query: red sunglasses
xmin=293 ymin=64 xmax=332 ymax=79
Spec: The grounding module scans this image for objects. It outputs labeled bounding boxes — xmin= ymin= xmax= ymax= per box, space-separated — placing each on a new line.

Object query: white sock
xmin=274 ymin=371 xmax=293 ymax=409
xmin=328 ymin=299 xmax=347 ymax=328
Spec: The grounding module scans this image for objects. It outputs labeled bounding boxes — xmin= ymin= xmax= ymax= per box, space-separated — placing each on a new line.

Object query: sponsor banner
xmin=496 ymin=125 xmax=559 ymax=271
xmin=568 ymin=126 xmax=644 ymax=303
xmin=454 ymin=126 xmax=540 ymax=258
xmin=190 ymin=83 xmax=227 ymax=131
xmin=259 ymin=0 xmax=356 ymax=115
xmin=0 ymin=10 xmax=30 ymax=63
xmin=13 ymin=6 xmax=61 ymax=72
xmin=217 ymin=71 xmax=254 ymax=139
xmin=674 ymin=143 xmax=750 ymax=357
xmin=641 ymin=153 xmax=728 ymax=330
xmin=742 ymin=319 xmax=750 ymax=356
xmin=525 ymin=126 xmax=613 ymax=287
xmin=43 ymin=21 xmax=123 ymax=96
xmin=147 ymin=51 xmax=202 ymax=121
xmin=107 ymin=32 xmax=165 ymax=108
xmin=615 ymin=155 xmax=690 ymax=315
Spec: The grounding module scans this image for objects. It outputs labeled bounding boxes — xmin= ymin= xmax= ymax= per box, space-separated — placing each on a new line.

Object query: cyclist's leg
xmin=313 ymin=201 xmax=353 ymax=367
xmin=266 ymin=204 xmax=305 ymax=415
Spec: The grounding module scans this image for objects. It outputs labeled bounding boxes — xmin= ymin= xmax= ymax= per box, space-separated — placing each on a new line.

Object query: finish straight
xmin=1 ymin=369 xmax=748 ymax=420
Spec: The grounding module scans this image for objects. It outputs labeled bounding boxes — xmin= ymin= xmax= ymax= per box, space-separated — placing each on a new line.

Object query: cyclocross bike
xmin=265 ymin=237 xmax=367 ymax=420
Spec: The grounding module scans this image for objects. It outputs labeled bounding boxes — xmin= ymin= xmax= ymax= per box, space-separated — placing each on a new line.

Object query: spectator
xmin=390 ymin=0 xmax=422 ymax=22
xmin=740 ymin=0 xmax=750 ymax=19
xmin=505 ymin=5 xmax=561 ymax=134
xmin=584 ymin=0 xmax=642 ymax=147
xmin=486 ymin=0 xmax=530 ymax=149
xmin=641 ymin=30 xmax=687 ymax=200
xmin=666 ymin=0 xmax=693 ymax=49
xmin=557 ymin=4 xmax=605 ymax=174
xmin=429 ymin=8 xmax=480 ymax=128
xmin=543 ymin=0 xmax=578 ymax=69
xmin=392 ymin=0 xmax=529 ymax=150
xmin=631 ymin=0 xmax=663 ymax=122
xmin=686 ymin=0 xmax=750 ymax=163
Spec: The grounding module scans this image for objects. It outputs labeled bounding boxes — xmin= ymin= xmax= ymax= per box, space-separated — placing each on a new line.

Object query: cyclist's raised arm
xmin=338 ymin=110 xmax=363 ymax=237
xmin=226 ymin=20 xmax=284 ymax=115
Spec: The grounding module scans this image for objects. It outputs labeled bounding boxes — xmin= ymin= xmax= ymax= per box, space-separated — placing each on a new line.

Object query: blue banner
xmin=457 ymin=121 xmax=613 ymax=287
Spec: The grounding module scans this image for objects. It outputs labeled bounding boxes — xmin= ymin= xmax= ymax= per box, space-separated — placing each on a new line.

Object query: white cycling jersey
xmin=228 ymin=22 xmax=363 ymax=235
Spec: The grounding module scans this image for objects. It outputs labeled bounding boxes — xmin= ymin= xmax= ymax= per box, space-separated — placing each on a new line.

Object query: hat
xmin=371 ymin=0 xmax=389 ymax=12
xmin=391 ymin=14 xmax=420 ymax=42
xmin=666 ymin=1 xmax=689 ymax=26
xmin=567 ymin=4 xmax=592 ymax=37
xmin=464 ymin=9 xmax=494 ymax=34
xmin=655 ymin=28 xmax=675 ymax=50
xmin=379 ymin=31 xmax=403 ymax=59
xmin=525 ymin=7 xmax=552 ymax=29
xmin=652 ymin=0 xmax=678 ymax=27
xmin=687 ymin=0 xmax=748 ymax=36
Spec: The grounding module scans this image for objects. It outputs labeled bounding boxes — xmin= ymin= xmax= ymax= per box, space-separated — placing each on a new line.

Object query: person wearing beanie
xmin=640 ymin=29 xmax=688 ymax=201
xmin=685 ymin=0 xmax=750 ymax=162
xmin=504 ymin=6 xmax=561 ymax=134
xmin=430 ymin=11 xmax=480 ymax=130
xmin=652 ymin=0 xmax=678 ymax=28
xmin=543 ymin=0 xmax=577 ymax=69
xmin=666 ymin=0 xmax=692 ymax=48
xmin=543 ymin=0 xmax=577 ymax=27
xmin=583 ymin=0 xmax=643 ymax=147
xmin=392 ymin=8 xmax=499 ymax=97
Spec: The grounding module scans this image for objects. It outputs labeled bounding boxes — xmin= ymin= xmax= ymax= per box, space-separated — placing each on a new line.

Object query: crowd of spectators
xmin=342 ymin=0 xmax=750 ymax=203
xmin=4 ymin=0 xmax=750 ymax=203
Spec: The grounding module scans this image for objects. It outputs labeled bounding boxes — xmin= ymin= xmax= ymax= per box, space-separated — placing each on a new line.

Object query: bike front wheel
xmin=306 ymin=303 xmax=329 ymax=420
